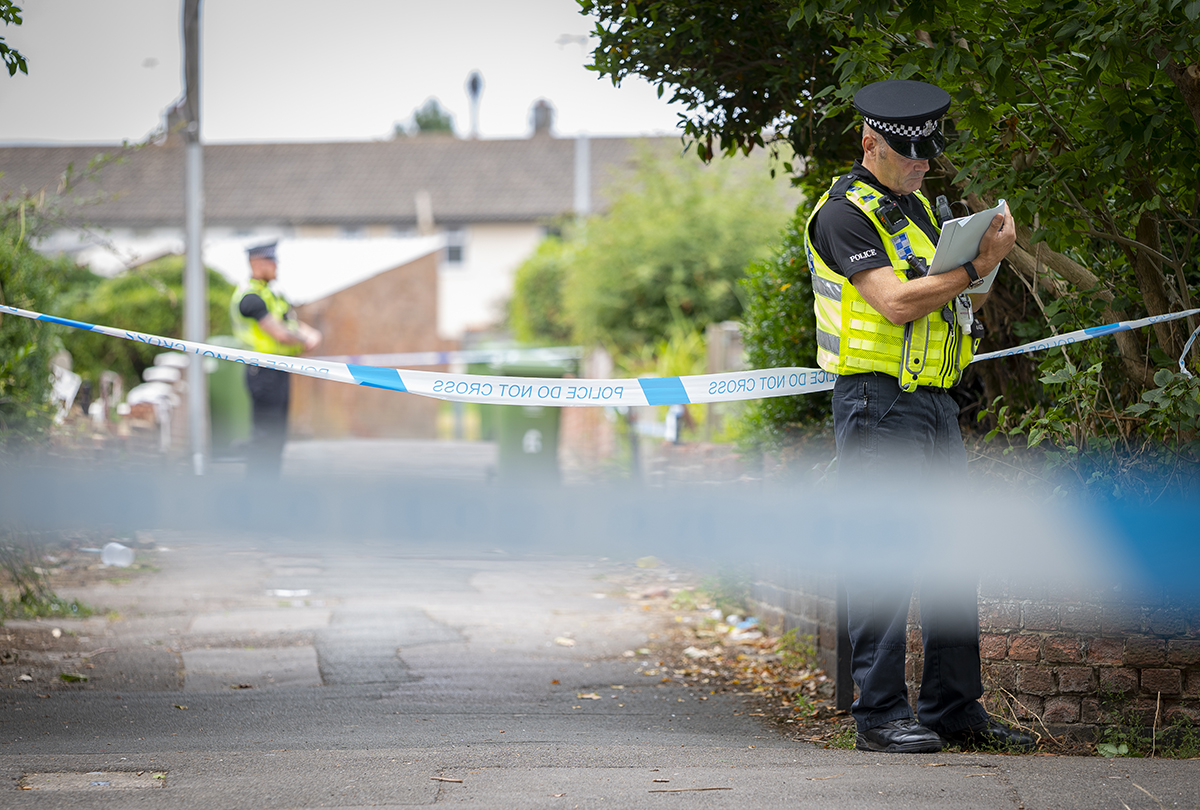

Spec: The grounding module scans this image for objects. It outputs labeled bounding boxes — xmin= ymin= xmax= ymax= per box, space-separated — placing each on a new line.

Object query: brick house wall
xmin=291 ymin=251 xmax=449 ymax=439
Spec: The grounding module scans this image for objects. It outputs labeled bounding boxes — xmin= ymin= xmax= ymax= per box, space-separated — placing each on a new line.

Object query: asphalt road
xmin=2 ymin=532 xmax=1197 ymax=809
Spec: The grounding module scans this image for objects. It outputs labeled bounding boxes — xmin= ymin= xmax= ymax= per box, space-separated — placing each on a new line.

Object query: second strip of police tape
xmin=3 ymin=303 xmax=1198 ymax=407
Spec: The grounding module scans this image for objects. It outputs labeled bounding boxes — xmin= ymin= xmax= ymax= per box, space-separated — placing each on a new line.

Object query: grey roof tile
xmin=0 ymin=136 xmax=682 ymax=229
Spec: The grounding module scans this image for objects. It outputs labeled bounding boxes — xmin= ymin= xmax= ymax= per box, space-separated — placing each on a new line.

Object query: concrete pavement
xmin=2 ymin=529 xmax=1196 ymax=809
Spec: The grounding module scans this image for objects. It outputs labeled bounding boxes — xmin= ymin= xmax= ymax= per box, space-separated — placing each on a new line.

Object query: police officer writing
xmin=231 ymin=241 xmax=321 ymax=478
xmin=805 ymin=79 xmax=1035 ymax=753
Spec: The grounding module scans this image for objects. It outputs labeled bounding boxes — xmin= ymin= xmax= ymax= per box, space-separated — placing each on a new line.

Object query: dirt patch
xmin=593 ymin=562 xmax=856 ymax=749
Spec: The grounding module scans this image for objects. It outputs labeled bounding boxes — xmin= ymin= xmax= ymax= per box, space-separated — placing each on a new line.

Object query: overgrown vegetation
xmin=581 ymin=0 xmax=1200 ymax=499
xmin=510 ymin=151 xmax=793 ymax=356
xmin=774 ymin=628 xmax=819 ymax=671
xmin=58 ymin=255 xmax=234 ymax=392
xmin=1 ymin=140 xmax=231 ymax=443
xmin=738 ymin=208 xmax=833 ymax=453
xmin=0 ymin=198 xmax=78 ymax=449
xmin=1096 ymin=696 xmax=1200 ymax=759
xmin=0 ymin=530 xmax=93 ymax=621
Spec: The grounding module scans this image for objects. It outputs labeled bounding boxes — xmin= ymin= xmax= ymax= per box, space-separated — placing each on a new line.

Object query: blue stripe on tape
xmin=39 ymin=314 xmax=98 ymax=331
xmin=348 ymin=364 xmax=407 ymax=392
xmin=1084 ymin=324 xmax=1128 ymax=337
xmin=638 ymin=376 xmax=690 ymax=406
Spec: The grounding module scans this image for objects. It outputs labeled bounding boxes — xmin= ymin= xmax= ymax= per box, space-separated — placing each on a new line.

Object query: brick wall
xmin=292 ymin=251 xmax=447 ymax=439
xmin=749 ymin=565 xmax=847 ymax=706
xmin=966 ymin=578 xmax=1200 ymax=739
xmin=750 ymin=570 xmax=1200 ymax=736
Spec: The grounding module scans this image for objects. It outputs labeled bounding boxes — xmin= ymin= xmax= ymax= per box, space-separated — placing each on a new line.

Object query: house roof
xmin=0 ymin=136 xmax=684 ymax=229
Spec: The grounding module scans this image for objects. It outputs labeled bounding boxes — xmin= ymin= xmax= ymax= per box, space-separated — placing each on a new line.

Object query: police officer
xmin=231 ymin=241 xmax=321 ymax=478
xmin=804 ymin=79 xmax=1034 ymax=753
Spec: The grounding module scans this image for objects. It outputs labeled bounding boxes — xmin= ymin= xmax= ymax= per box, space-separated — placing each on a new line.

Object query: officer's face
xmin=870 ymin=132 xmax=929 ymax=195
xmin=249 ymin=257 xmax=278 ymax=282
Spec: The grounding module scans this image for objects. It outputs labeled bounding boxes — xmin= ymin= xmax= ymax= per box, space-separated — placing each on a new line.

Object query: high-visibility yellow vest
xmin=230 ymin=279 xmax=304 ymax=357
xmin=804 ymin=175 xmax=977 ymax=391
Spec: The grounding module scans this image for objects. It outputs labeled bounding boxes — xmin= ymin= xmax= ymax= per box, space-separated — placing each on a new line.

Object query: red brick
xmin=1186 ymin=670 xmax=1200 ymax=698
xmin=1148 ymin=609 xmax=1186 ymax=636
xmin=1013 ymin=694 xmax=1044 ymax=720
xmin=1129 ymin=698 xmax=1160 ymax=724
xmin=979 ymin=578 xmax=1007 ymax=599
xmin=1023 ymin=603 xmax=1060 ymax=631
xmin=1018 ymin=665 xmax=1055 ymax=696
xmin=1125 ymin=638 xmax=1167 ymax=667
xmin=980 ymin=633 xmax=1008 ymax=660
xmin=1045 ymin=636 xmax=1083 ymax=663
xmin=1102 ymin=606 xmax=1143 ymax=635
xmin=1167 ymin=705 xmax=1199 ymax=725
xmin=1099 ymin=667 xmax=1139 ymax=695
xmin=1087 ymin=637 xmax=1124 ymax=665
xmin=981 ymin=602 xmax=1021 ymax=631
xmin=1009 ymin=578 xmax=1047 ymax=601
xmin=982 ymin=663 xmax=1018 ymax=692
xmin=1043 ymin=696 xmax=1080 ymax=724
xmin=1167 ymin=640 xmax=1200 ymax=667
xmin=1141 ymin=668 xmax=1182 ymax=695
xmin=1081 ymin=698 xmax=1101 ymax=724
xmin=1009 ymin=634 xmax=1042 ymax=662
xmin=907 ymin=626 xmax=922 ymax=654
xmin=1060 ymin=604 xmax=1101 ymax=633
xmin=1057 ymin=666 xmax=1096 ymax=693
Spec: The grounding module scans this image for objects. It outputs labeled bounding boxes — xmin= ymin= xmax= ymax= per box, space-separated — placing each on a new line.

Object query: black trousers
xmin=245 ymin=366 xmax=290 ymax=478
xmin=832 ymin=372 xmax=987 ymax=734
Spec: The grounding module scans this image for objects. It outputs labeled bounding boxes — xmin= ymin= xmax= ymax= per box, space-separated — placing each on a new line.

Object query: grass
xmin=0 ymin=530 xmax=97 ymax=621
xmin=775 ymin=628 xmax=819 ymax=671
xmin=1098 ymin=715 xmax=1200 ymax=759
xmin=825 ymin=724 xmax=856 ymax=750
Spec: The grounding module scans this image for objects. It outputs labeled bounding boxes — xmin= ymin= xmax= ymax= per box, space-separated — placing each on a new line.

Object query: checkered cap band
xmin=864 ymin=116 xmax=939 ymax=140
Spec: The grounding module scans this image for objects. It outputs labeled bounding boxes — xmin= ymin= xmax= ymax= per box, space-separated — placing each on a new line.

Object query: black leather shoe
xmin=938 ymin=719 xmax=1037 ymax=752
xmin=856 ymin=719 xmax=944 ymax=753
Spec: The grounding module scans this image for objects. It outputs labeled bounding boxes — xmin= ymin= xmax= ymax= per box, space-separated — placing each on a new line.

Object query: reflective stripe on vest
xmin=804 ymin=176 xmax=975 ymax=391
xmin=230 ymin=279 xmax=304 ymax=357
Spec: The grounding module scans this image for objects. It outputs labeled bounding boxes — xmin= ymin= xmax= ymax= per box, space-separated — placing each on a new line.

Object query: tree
xmin=582 ymin=0 xmax=1200 ymax=496
xmin=396 ymin=98 xmax=456 ymax=137
xmin=58 ymin=255 xmax=234 ymax=391
xmin=0 ymin=203 xmax=72 ymax=448
xmin=583 ymin=1 xmax=858 ymax=166
xmin=509 ymin=235 xmax=574 ymax=345
xmin=510 ymin=150 xmax=793 ymax=355
xmin=1 ymin=1 xmax=27 ymax=77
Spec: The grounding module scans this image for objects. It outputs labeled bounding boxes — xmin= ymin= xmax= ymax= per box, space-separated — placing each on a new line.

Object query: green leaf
xmin=1153 ymin=369 xmax=1174 ymax=387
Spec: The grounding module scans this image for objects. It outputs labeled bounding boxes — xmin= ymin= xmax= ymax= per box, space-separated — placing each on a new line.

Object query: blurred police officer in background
xmin=804 ymin=79 xmax=1034 ymax=754
xmin=230 ymin=241 xmax=321 ymax=478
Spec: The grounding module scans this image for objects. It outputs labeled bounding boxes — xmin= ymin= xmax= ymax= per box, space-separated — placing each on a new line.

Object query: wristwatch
xmin=963 ymin=260 xmax=985 ymax=289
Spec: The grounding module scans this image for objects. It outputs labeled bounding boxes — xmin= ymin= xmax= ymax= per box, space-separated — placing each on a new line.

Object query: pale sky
xmin=0 ymin=0 xmax=688 ymax=144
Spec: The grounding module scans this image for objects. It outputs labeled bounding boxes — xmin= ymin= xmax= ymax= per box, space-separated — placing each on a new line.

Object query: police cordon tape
xmin=4 ymin=303 xmax=1199 ymax=407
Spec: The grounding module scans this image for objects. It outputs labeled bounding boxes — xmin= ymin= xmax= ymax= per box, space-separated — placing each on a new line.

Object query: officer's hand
xmin=299 ymin=323 xmax=323 ymax=352
xmin=977 ymin=202 xmax=1016 ymax=270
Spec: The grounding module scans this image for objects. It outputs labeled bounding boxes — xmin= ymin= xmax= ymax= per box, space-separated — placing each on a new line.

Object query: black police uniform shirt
xmin=237 ymin=291 xmax=295 ymax=404
xmin=238 ymin=292 xmax=296 ymax=324
xmin=809 ymin=160 xmax=940 ymax=279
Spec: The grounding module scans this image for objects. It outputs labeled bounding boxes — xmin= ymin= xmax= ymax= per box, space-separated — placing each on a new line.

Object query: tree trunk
xmin=1155 ymin=48 xmax=1200 ymax=139
xmin=1132 ymin=209 xmax=1183 ymax=358
xmin=959 ymin=190 xmax=1153 ymax=386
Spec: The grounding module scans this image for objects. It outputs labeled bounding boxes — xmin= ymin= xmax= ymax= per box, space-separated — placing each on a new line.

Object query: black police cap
xmin=854 ymin=79 xmax=952 ymax=161
xmin=246 ymin=240 xmax=278 ymax=261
